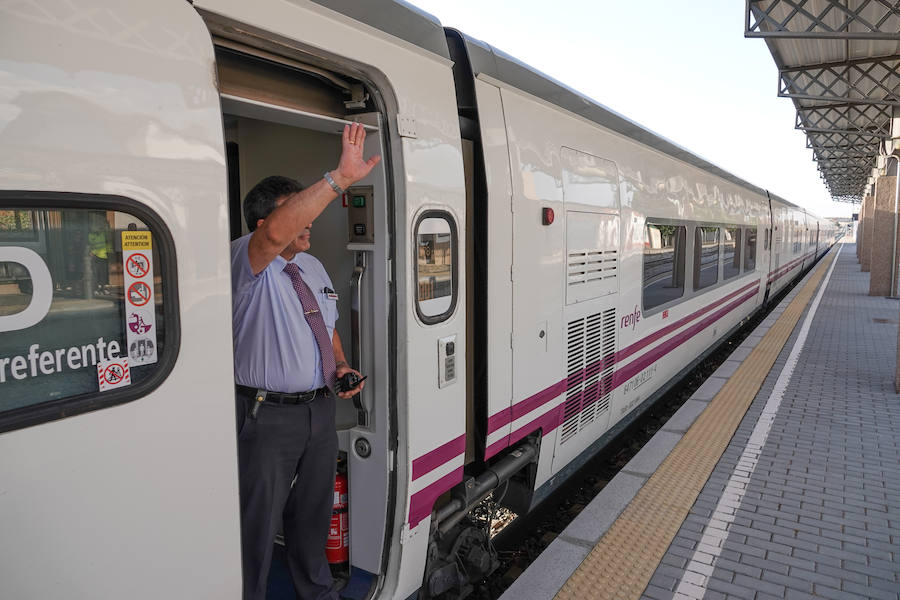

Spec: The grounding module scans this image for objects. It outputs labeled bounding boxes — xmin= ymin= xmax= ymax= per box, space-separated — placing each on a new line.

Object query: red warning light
xmin=542 ymin=207 xmax=555 ymax=226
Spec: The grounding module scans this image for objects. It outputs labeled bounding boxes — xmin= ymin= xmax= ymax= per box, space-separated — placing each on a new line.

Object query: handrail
xmin=350 ymin=251 xmax=369 ymax=426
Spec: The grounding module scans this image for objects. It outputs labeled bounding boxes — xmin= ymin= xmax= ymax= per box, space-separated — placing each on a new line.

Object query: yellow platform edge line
xmin=555 ymin=252 xmax=836 ymax=600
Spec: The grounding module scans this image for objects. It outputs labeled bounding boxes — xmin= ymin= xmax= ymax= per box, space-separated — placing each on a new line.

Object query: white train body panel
xmin=0 ymin=3 xmax=241 ymax=598
xmin=0 ymin=3 xmax=840 ymax=599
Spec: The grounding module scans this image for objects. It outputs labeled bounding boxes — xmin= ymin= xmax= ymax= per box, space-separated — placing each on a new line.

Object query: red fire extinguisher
xmin=326 ymin=463 xmax=349 ymax=564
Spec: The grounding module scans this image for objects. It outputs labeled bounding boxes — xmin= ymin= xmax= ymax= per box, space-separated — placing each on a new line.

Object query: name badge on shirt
xmin=323 ymin=287 xmax=339 ymax=301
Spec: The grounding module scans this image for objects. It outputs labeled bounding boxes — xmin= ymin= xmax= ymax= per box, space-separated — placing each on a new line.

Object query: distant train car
xmin=0 ymin=2 xmax=837 ymax=599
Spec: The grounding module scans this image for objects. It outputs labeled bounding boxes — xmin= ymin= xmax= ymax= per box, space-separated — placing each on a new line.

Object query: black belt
xmin=236 ymin=385 xmax=328 ymax=404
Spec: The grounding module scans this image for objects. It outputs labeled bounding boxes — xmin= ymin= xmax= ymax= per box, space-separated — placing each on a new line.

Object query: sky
xmin=405 ymin=0 xmax=856 ymax=218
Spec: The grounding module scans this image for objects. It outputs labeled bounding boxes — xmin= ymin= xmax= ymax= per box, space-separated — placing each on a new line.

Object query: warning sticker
xmin=125 ymin=253 xmax=150 ymax=278
xmin=129 ymin=337 xmax=156 ymax=362
xmin=122 ymin=231 xmax=157 ymax=366
xmin=127 ymin=281 xmax=152 ymax=307
xmin=122 ymin=231 xmax=152 ymax=251
xmin=127 ymin=310 xmax=154 ymax=335
xmin=97 ymin=358 xmax=131 ymax=391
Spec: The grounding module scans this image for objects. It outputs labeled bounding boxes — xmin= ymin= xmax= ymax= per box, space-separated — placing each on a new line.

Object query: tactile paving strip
xmin=555 ymin=253 xmax=836 ymax=600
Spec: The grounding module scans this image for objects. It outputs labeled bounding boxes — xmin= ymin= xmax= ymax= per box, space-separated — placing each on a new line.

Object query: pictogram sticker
xmin=97 ymin=358 xmax=131 ymax=391
xmin=121 ymin=231 xmax=157 ymax=365
xmin=129 ymin=337 xmax=156 ymax=363
xmin=127 ymin=310 xmax=153 ymax=335
xmin=125 ymin=253 xmax=150 ymax=278
xmin=127 ymin=281 xmax=152 ymax=307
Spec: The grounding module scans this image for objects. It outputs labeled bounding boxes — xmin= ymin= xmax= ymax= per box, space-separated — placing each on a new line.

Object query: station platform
xmin=501 ymin=242 xmax=900 ymax=600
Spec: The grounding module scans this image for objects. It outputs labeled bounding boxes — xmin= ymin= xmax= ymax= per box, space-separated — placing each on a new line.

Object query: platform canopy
xmin=746 ymin=0 xmax=900 ymax=203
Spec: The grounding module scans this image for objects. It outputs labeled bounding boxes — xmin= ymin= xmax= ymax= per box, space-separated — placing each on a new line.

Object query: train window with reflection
xmin=693 ymin=226 xmax=720 ymax=291
xmin=642 ymin=223 xmax=686 ymax=311
xmin=744 ymin=228 xmax=757 ymax=271
xmin=723 ymin=227 xmax=741 ymax=280
xmin=415 ymin=212 xmax=457 ymax=324
xmin=0 ymin=200 xmax=176 ymax=433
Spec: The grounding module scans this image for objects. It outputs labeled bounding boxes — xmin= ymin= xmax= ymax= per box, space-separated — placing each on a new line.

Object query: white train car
xmin=0 ymin=2 xmax=837 ymax=600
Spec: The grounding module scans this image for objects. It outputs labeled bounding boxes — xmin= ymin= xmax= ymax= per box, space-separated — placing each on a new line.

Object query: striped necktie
xmin=283 ymin=263 xmax=336 ymax=392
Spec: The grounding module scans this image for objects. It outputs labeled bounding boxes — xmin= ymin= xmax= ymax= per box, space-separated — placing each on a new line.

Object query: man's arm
xmin=248 ymin=122 xmax=380 ymax=274
xmin=332 ymin=330 xmax=365 ymax=399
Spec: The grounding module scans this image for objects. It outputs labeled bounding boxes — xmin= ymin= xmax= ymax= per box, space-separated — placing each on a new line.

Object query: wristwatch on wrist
xmin=324 ymin=171 xmax=345 ymax=195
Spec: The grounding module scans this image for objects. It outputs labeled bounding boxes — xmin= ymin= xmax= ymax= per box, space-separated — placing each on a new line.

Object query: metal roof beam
xmin=779 ymin=55 xmax=900 ymax=106
xmin=815 ymin=156 xmax=877 ymax=168
xmin=746 ymin=0 xmax=900 ymax=40
xmin=805 ymin=129 xmax=883 ymax=149
xmin=799 ymin=126 xmax=890 ymax=137
xmin=813 ymin=147 xmax=880 ymax=159
xmin=826 ymin=181 xmax=867 ymax=191
xmin=819 ymin=167 xmax=870 ymax=177
xmin=795 ymin=103 xmax=894 ymax=136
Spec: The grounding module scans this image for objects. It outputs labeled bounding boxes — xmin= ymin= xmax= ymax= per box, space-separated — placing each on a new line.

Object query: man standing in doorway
xmin=231 ymin=123 xmax=380 ymax=600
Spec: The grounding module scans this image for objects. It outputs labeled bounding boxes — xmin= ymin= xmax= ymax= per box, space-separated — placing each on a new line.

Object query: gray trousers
xmin=236 ymin=387 xmax=339 ymax=600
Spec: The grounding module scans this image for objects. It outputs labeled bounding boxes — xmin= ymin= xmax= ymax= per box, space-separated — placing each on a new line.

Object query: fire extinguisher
xmin=326 ymin=459 xmax=349 ymax=564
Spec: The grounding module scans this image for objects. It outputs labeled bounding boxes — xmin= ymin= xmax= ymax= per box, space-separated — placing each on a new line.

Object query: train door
xmin=551 ymin=148 xmax=620 ymax=471
xmin=197 ymin=5 xmax=469 ymax=599
xmin=0 ymin=2 xmax=241 ymax=598
xmin=211 ymin=38 xmax=395 ymax=586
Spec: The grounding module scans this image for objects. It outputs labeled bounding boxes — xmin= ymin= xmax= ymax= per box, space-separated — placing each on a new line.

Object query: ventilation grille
xmin=567 ymin=250 xmax=618 ymax=286
xmin=560 ymin=308 xmax=617 ymax=445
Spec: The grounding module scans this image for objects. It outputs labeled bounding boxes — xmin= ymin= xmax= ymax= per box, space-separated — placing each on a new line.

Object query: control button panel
xmin=438 ymin=334 xmax=457 ymax=389
xmin=346 ymin=186 xmax=374 ymax=244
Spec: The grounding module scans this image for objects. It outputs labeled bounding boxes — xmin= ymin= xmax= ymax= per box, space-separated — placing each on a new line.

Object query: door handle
xmin=350 ymin=251 xmax=369 ymax=426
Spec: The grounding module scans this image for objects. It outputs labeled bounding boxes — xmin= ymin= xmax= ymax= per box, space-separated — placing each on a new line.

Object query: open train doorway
xmin=216 ymin=45 xmax=395 ymax=590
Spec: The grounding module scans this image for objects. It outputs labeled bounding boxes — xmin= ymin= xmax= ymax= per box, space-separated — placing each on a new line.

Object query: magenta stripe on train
xmin=407 ymin=278 xmax=763 ymax=497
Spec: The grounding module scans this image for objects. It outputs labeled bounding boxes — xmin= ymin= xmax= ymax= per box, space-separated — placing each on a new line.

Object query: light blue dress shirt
xmin=231 ymin=233 xmax=338 ymax=393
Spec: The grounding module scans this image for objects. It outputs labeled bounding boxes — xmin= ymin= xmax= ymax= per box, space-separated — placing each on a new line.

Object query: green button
xmin=352 ymin=195 xmax=366 ymax=208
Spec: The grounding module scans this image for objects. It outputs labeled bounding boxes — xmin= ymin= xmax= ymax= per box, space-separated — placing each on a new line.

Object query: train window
xmin=642 ymin=223 xmax=686 ymax=311
xmin=744 ymin=228 xmax=757 ymax=271
xmin=764 ymin=228 xmax=770 ymax=251
xmin=415 ymin=212 xmax=457 ymax=324
xmin=723 ymin=227 xmax=741 ymax=280
xmin=693 ymin=226 xmax=720 ymax=291
xmin=0 ymin=197 xmax=177 ymax=433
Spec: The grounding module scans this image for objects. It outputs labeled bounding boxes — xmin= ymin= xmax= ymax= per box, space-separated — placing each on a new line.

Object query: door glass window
xmin=744 ymin=228 xmax=757 ymax=271
xmin=693 ymin=226 xmax=720 ymax=291
xmin=0 ymin=203 xmax=174 ymax=430
xmin=723 ymin=227 xmax=741 ymax=280
xmin=415 ymin=213 xmax=457 ymax=323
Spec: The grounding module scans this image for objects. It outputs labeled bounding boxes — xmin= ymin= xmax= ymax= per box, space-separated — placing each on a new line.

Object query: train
xmin=0 ymin=2 xmax=839 ymax=599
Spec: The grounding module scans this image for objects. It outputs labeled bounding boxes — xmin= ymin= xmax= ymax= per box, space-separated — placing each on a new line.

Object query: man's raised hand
xmin=333 ymin=122 xmax=381 ymax=189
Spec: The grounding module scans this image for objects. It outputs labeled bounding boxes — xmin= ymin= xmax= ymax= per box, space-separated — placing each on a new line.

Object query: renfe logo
xmin=620 ymin=304 xmax=641 ymax=330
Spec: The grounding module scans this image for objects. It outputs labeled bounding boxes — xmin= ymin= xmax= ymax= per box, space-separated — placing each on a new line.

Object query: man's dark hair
xmin=243 ymin=175 xmax=304 ymax=231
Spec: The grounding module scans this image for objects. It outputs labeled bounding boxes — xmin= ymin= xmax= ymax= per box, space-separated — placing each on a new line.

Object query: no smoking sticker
xmin=125 ymin=253 xmax=150 ymax=278
xmin=97 ymin=359 xmax=131 ymax=391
